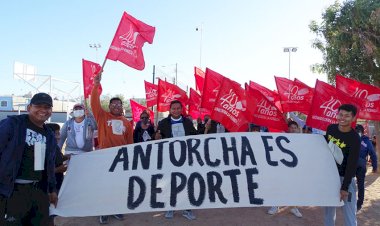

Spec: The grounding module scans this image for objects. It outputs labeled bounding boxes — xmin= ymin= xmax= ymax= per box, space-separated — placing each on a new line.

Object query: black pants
xmin=5 ymin=183 xmax=49 ymax=226
xmin=356 ymin=166 xmax=366 ymax=208
xmin=0 ymin=194 xmax=6 ymax=226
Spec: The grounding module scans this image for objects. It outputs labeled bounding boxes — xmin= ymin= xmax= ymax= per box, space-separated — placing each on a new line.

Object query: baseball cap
xmin=73 ymin=103 xmax=85 ymax=109
xmin=30 ymin=92 xmax=53 ymax=107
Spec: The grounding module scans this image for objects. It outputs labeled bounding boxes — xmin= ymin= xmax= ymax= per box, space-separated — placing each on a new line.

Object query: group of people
xmin=0 ymin=70 xmax=378 ymax=225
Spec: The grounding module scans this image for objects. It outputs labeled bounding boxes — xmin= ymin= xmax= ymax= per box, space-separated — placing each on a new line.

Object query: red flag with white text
xmin=105 ymin=12 xmax=155 ymax=70
xmin=211 ymin=78 xmax=249 ymax=132
xmin=188 ymin=88 xmax=210 ymax=119
xmin=306 ymin=80 xmax=360 ymax=131
xmin=336 ymin=75 xmax=380 ymax=120
xmin=130 ymin=99 xmax=154 ymax=124
xmin=82 ymin=59 xmax=102 ymax=99
xmin=245 ymin=84 xmax=288 ymax=131
xmin=200 ymin=68 xmax=226 ymax=111
xmin=144 ymin=81 xmax=158 ymax=107
xmin=157 ymin=79 xmax=188 ymax=112
xmin=194 ymin=67 xmax=205 ymax=94
xmin=275 ymin=76 xmax=313 ymax=114
xmin=249 ymin=81 xmax=283 ymax=112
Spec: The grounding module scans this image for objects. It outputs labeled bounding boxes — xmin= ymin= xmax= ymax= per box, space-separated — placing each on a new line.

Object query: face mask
xmin=73 ymin=109 xmax=85 ymax=118
xmin=358 ymin=132 xmax=363 ymax=137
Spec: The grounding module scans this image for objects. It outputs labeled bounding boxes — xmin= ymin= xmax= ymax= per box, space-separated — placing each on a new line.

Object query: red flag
xmin=188 ymin=88 xmax=201 ymax=106
xmin=157 ymin=79 xmax=188 ymax=112
xmin=144 ymin=81 xmax=158 ymax=107
xmin=336 ymin=75 xmax=380 ymax=120
xmin=194 ymin=67 xmax=205 ymax=94
xmin=200 ymin=68 xmax=226 ymax=111
xmin=275 ymin=76 xmax=313 ymax=114
xmin=245 ymin=84 xmax=288 ymax=131
xmin=130 ymin=99 xmax=154 ymax=123
xmin=306 ymin=80 xmax=360 ymax=131
xmin=82 ymin=59 xmax=102 ymax=99
xmin=249 ymin=81 xmax=283 ymax=112
xmin=105 ymin=12 xmax=155 ymax=70
xmin=188 ymin=88 xmax=210 ymax=119
xmin=211 ymin=78 xmax=249 ymax=132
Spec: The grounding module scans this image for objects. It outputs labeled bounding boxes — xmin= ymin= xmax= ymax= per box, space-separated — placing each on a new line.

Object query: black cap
xmin=355 ymin=124 xmax=364 ymax=133
xmin=30 ymin=92 xmax=53 ymax=107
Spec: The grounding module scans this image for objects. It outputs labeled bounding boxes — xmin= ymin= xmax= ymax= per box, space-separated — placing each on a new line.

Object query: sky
xmin=0 ymin=0 xmax=337 ymax=100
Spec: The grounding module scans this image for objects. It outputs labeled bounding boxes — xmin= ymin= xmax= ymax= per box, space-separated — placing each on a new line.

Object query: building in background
xmin=0 ymin=95 xmax=77 ymax=123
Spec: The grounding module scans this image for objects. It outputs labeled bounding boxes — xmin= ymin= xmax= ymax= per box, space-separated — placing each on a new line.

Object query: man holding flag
xmin=91 ymin=72 xmax=133 ymax=224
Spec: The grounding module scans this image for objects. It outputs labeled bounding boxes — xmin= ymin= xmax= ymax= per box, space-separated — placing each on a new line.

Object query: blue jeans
xmin=355 ymin=167 xmax=366 ymax=208
xmin=324 ymin=177 xmax=357 ymax=226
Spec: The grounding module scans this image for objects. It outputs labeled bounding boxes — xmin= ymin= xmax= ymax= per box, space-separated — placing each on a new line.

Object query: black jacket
xmin=0 ymin=115 xmax=57 ymax=197
xmin=157 ymin=115 xmax=198 ymax=139
xmin=133 ymin=121 xmax=155 ymax=143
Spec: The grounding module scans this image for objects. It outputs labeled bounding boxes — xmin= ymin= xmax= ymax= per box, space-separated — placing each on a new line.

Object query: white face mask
xmin=73 ymin=109 xmax=85 ymax=118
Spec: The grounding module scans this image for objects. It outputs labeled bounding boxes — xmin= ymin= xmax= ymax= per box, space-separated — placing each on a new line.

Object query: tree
xmin=310 ymin=0 xmax=380 ymax=160
xmin=309 ymin=0 xmax=380 ymax=84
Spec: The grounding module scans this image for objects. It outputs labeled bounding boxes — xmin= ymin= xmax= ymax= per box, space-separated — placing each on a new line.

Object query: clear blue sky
xmin=0 ymin=0 xmax=337 ymax=99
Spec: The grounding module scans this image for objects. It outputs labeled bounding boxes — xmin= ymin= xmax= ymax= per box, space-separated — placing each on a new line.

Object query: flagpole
xmin=101 ymin=58 xmax=107 ymax=70
xmin=99 ymin=58 xmax=108 ymax=82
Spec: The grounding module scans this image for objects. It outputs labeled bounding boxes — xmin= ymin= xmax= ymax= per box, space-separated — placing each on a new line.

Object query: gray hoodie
xmin=58 ymin=116 xmax=97 ymax=153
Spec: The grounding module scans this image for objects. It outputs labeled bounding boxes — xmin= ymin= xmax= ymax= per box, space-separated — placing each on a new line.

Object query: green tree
xmin=309 ymin=0 xmax=380 ymax=84
xmin=310 ymin=0 xmax=380 ymax=160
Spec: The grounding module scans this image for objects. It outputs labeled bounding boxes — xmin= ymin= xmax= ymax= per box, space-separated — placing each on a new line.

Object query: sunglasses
xmin=140 ymin=117 xmax=149 ymax=119
xmin=110 ymin=103 xmax=122 ymax=107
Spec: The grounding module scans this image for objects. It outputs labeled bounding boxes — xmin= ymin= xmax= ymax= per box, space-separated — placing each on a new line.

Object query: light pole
xmin=196 ymin=24 xmax=203 ymax=68
xmin=283 ymin=47 xmax=297 ymax=80
xmin=89 ymin=43 xmax=101 ymax=63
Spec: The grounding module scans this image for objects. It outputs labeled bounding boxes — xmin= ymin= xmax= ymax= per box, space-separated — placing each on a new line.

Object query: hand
xmin=49 ymin=192 xmax=58 ymax=207
xmin=340 ymin=190 xmax=349 ymax=201
xmin=63 ymin=154 xmax=71 ymax=161
xmin=55 ymin=164 xmax=68 ymax=173
xmin=154 ymin=130 xmax=162 ymax=140
xmin=205 ymin=120 xmax=211 ymax=129
xmin=93 ymin=71 xmax=102 ymax=85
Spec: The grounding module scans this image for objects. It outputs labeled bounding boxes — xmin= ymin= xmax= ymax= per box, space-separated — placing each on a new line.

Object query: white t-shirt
xmin=74 ymin=120 xmax=85 ymax=149
xmin=171 ymin=116 xmax=185 ymax=138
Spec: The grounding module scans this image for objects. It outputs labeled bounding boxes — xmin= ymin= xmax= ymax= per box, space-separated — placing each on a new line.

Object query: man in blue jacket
xmin=355 ymin=124 xmax=377 ymax=211
xmin=0 ymin=92 xmax=58 ymax=225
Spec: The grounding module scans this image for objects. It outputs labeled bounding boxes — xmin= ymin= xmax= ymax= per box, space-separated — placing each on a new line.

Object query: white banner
xmin=51 ymin=132 xmax=342 ymax=217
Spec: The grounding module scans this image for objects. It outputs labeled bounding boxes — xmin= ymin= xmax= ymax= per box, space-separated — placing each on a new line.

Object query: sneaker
xmin=290 ymin=207 xmax=303 ymax=218
xmin=113 ymin=214 xmax=124 ymax=221
xmin=165 ymin=211 xmax=174 ymax=219
xmin=182 ymin=210 xmax=196 ymax=220
xmin=267 ymin=206 xmax=279 ymax=215
xmin=99 ymin=216 xmax=109 ymax=224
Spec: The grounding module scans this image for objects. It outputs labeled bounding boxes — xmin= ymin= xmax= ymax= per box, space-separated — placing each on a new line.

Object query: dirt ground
xmin=55 ymin=166 xmax=380 ymax=226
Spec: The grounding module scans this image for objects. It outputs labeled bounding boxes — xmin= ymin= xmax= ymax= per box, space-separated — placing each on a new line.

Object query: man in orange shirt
xmin=91 ymin=71 xmax=133 ymax=224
